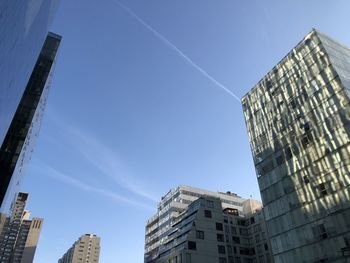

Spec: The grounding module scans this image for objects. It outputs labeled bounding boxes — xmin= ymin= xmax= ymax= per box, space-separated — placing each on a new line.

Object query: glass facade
xmin=0 ymin=33 xmax=62 ymax=214
xmin=242 ymin=30 xmax=350 ymax=262
xmin=0 ymin=0 xmax=60 ymax=153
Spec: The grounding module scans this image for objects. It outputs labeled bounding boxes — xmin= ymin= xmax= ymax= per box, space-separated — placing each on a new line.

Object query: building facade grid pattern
xmin=242 ymin=29 xmax=350 ymax=262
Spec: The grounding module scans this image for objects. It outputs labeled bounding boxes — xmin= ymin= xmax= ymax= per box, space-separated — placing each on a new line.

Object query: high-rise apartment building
xmin=242 ymin=29 xmax=350 ymax=262
xmin=0 ymin=192 xmax=43 ymax=263
xmin=145 ymin=186 xmax=246 ymax=261
xmin=0 ymin=32 xmax=62 ymax=214
xmin=58 ymin=234 xmax=101 ymax=263
xmin=145 ymin=185 xmax=273 ymax=263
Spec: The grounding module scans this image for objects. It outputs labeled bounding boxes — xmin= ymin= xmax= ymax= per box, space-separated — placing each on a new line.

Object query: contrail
xmin=113 ymin=0 xmax=241 ymax=102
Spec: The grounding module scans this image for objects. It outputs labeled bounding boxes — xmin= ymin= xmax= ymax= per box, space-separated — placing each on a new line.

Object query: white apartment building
xmin=145 ymin=185 xmax=267 ymax=262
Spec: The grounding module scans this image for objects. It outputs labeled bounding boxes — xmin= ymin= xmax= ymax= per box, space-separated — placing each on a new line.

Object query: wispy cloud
xmin=113 ymin=0 xmax=241 ymax=102
xmin=33 ymin=162 xmax=154 ymax=210
xmin=46 ymin=110 xmax=159 ymax=203
xmin=67 ymin=126 xmax=159 ymax=202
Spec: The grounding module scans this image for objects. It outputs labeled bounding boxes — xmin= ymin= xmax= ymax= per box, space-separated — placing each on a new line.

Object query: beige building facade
xmin=58 ymin=234 xmax=101 ymax=263
xmin=0 ymin=193 xmax=43 ymax=263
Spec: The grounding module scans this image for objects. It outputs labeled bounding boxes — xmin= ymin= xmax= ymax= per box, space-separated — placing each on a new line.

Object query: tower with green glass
xmin=242 ymin=30 xmax=350 ymax=262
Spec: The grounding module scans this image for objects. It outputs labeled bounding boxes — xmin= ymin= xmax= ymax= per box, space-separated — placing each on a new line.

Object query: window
xmin=264 ymin=243 xmax=269 ymax=251
xmin=261 ymin=160 xmax=274 ymax=174
xmin=219 ymin=257 xmax=227 ymax=263
xmin=266 ymin=80 xmax=272 ymax=90
xmin=237 ymin=219 xmax=246 ymax=226
xmin=240 ymin=247 xmax=256 ymax=256
xmin=188 ymin=241 xmax=197 ymax=250
xmin=344 ymin=236 xmax=350 ymax=248
xmin=207 ymin=200 xmax=214 ymax=208
xmin=276 ymin=153 xmax=284 ymax=165
xmin=301 ymin=135 xmax=310 ymax=148
xmin=254 ymin=224 xmax=261 ymax=233
xmin=232 ymin=236 xmax=240 ymax=244
xmin=216 ymin=222 xmax=223 ymax=231
xmin=250 ymin=217 xmax=255 ymax=224
xmin=313 ymin=224 xmax=328 ymax=240
xmin=319 ymin=183 xmax=328 ymax=196
xmin=217 ymin=234 xmax=225 ymax=242
xmin=239 ymin=228 xmax=248 ymax=236
xmin=204 ymin=210 xmax=212 ymax=218
xmin=302 ymin=122 xmax=310 ymax=132
xmin=292 ymin=144 xmax=300 ymax=155
xmin=257 ymin=244 xmax=262 ymax=254
xmin=284 ymin=147 xmax=293 ymax=160
xmin=196 ymin=230 xmax=204 ymax=239
xmin=302 ymin=90 xmax=309 ymax=100
xmin=231 ymin=226 xmax=237 ymax=234
xmin=218 ymin=245 xmax=226 ymax=254
xmin=289 ymin=98 xmax=297 ymax=109
xmin=325 ymin=147 xmax=331 ymax=155
xmin=255 ymin=234 xmax=260 ymax=243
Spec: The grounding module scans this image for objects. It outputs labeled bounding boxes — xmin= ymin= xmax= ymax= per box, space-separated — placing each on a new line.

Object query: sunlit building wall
xmin=58 ymin=234 xmax=101 ymax=263
xmin=0 ymin=192 xmax=43 ymax=263
xmin=242 ymin=29 xmax=350 ymax=262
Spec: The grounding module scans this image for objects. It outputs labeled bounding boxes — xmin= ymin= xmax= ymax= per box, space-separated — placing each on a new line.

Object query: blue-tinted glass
xmin=0 ymin=0 xmax=60 ymax=148
xmin=0 ymin=33 xmax=61 ymax=214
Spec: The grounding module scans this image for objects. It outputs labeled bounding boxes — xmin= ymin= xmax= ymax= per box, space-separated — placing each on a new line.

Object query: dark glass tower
xmin=0 ymin=33 xmax=62 ymax=213
xmin=0 ymin=0 xmax=60 ymax=149
xmin=242 ymin=30 xmax=350 ymax=262
xmin=0 ymin=0 xmax=61 ymax=213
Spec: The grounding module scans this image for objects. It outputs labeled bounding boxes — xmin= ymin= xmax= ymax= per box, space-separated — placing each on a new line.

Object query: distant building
xmin=0 ymin=192 xmax=43 ymax=263
xmin=58 ymin=234 xmax=101 ymax=263
xmin=242 ymin=29 xmax=350 ymax=262
xmin=144 ymin=185 xmax=273 ymax=263
xmin=0 ymin=32 xmax=61 ymax=214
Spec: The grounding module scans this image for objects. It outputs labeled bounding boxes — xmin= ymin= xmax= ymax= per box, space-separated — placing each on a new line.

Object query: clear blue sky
xmin=22 ymin=0 xmax=350 ymax=262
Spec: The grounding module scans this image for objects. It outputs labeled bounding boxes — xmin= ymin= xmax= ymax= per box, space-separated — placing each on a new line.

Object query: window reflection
xmin=242 ymin=29 xmax=350 ymax=262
